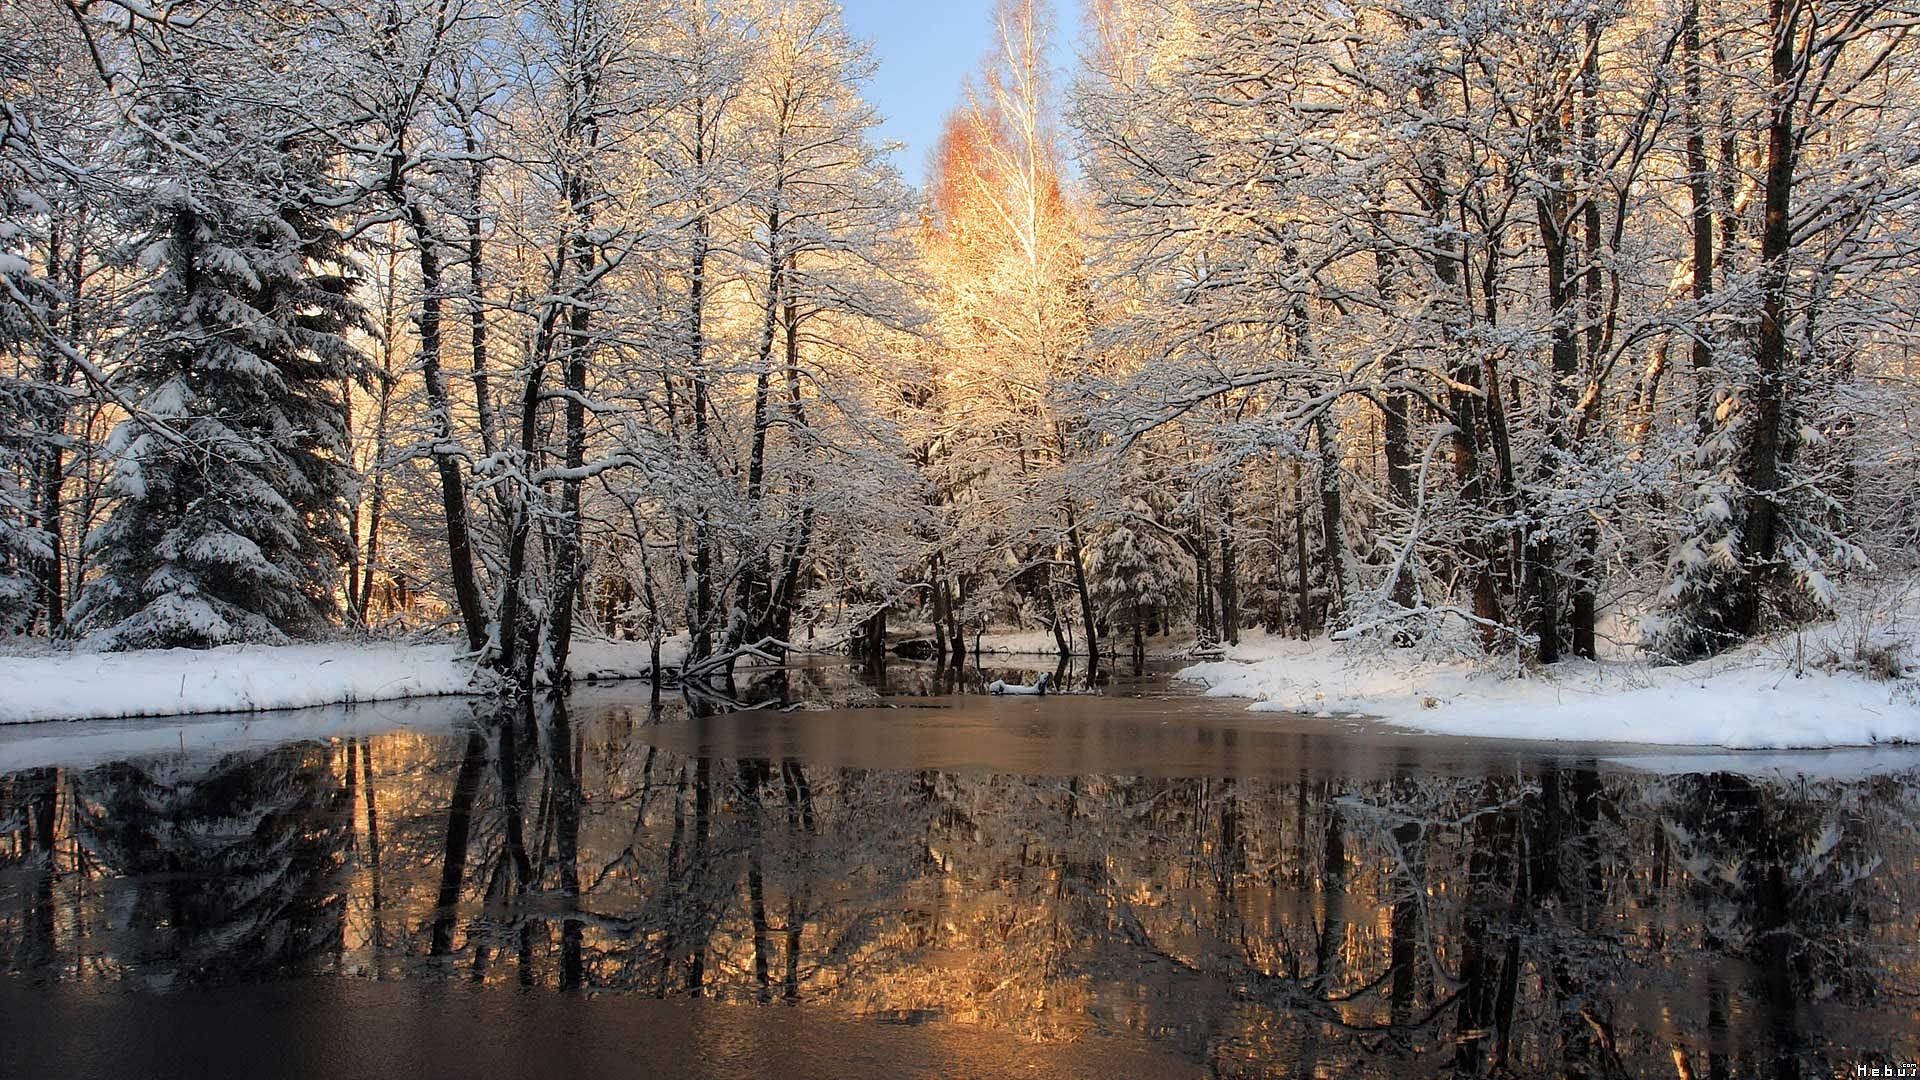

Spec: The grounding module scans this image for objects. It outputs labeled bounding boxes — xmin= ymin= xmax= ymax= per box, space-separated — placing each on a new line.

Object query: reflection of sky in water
xmin=0 ymin=666 xmax=1916 ymax=1078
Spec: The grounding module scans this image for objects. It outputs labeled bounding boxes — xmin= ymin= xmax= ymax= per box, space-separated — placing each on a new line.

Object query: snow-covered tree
xmin=0 ymin=119 xmax=56 ymax=634
xmin=919 ymin=0 xmax=1103 ymax=666
xmin=73 ymin=35 xmax=363 ymax=649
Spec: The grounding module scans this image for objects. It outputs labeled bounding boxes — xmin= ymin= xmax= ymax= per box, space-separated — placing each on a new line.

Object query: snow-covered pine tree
xmin=0 ymin=313 xmax=52 ymax=637
xmin=0 ymin=102 xmax=58 ymax=635
xmin=73 ymin=76 xmax=363 ymax=650
xmin=1087 ymin=489 xmax=1192 ymax=667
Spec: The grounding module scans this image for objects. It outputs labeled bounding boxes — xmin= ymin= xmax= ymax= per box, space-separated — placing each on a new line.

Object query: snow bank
xmin=1176 ymin=630 xmax=1920 ymax=750
xmin=0 ymin=642 xmax=478 ymax=724
xmin=0 ymin=636 xmax=687 ymax=724
xmin=0 ymin=695 xmax=485 ymax=773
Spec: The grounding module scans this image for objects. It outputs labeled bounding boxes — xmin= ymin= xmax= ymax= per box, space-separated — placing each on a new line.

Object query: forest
xmin=4 ymin=0 xmax=1919 ymax=690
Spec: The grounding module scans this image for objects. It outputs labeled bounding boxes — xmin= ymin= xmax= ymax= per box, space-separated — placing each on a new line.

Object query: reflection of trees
xmin=2 ymin=698 xmax=1917 ymax=1079
xmin=1653 ymin=771 xmax=1915 ymax=1079
xmin=56 ymin=744 xmax=353 ymax=986
xmin=0 ymin=767 xmax=60 ymax=973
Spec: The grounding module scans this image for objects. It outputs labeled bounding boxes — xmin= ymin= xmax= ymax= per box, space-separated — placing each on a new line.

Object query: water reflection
xmin=1 ymin=669 xmax=1916 ymax=1078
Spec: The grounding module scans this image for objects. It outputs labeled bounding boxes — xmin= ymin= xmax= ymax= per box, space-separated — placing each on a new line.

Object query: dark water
xmin=1 ymin=661 xmax=1917 ymax=1079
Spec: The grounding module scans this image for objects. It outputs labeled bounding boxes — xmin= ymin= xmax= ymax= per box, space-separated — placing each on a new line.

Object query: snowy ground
xmin=0 ymin=695 xmax=486 ymax=773
xmin=0 ymin=636 xmax=688 ymax=724
xmin=1177 ymin=618 xmax=1920 ymax=750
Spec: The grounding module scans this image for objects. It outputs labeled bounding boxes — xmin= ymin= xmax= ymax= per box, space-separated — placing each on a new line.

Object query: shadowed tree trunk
xmin=1729 ymin=0 xmax=1805 ymax=642
xmin=1216 ymin=492 xmax=1240 ymax=646
xmin=394 ymin=195 xmax=487 ymax=653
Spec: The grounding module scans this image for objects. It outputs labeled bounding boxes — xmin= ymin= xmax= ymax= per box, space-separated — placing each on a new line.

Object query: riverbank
xmin=1177 ymin=617 xmax=1920 ymax=749
xmin=0 ymin=637 xmax=687 ymax=724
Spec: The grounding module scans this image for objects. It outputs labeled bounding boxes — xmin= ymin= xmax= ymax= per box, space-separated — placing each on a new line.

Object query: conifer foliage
xmin=72 ymin=65 xmax=361 ymax=649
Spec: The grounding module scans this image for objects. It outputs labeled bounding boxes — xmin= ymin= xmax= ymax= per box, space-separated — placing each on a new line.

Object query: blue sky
xmin=838 ymin=0 xmax=1082 ymax=186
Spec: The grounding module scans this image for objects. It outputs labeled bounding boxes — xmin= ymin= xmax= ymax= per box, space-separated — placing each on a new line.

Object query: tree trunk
xmin=1041 ymin=563 xmax=1072 ymax=659
xmin=1193 ymin=536 xmax=1216 ymax=643
xmin=1571 ymin=26 xmax=1605 ymax=661
xmin=1065 ymin=503 xmax=1100 ymax=675
xmin=1314 ymin=414 xmax=1348 ymax=629
xmin=1131 ymin=598 xmax=1145 ymax=675
xmin=865 ymin=603 xmax=888 ymax=673
xmin=1733 ymin=0 xmax=1803 ymax=638
xmin=1412 ymin=66 xmax=1506 ymax=646
xmin=1216 ymin=492 xmax=1240 ymax=646
xmin=28 ymin=219 xmax=68 ymax=634
xmin=1531 ymin=102 xmax=1579 ymax=665
xmin=688 ymin=102 xmax=716 ymax=664
xmin=356 ymin=368 xmax=392 ymax=622
xmin=32 ymin=367 xmax=63 ymax=634
xmin=764 ymin=262 xmax=814 ymax=657
xmin=947 ymin=575 xmax=966 ymax=667
xmin=461 ymin=115 xmax=498 ymax=461
xmin=931 ymin=553 xmax=949 ymax=661
xmin=401 ymin=206 xmax=487 ymax=653
xmin=733 ymin=196 xmax=785 ymax=669
xmin=496 ymin=224 xmax=575 ymax=687
xmin=1370 ymin=220 xmax=1418 ymax=612
xmin=1292 ymin=459 xmax=1313 ymax=639
xmin=494 ymin=349 xmax=547 ymax=692
xmin=544 ymin=222 xmax=592 ymax=686
xmin=1684 ymin=0 xmax=1718 ymax=437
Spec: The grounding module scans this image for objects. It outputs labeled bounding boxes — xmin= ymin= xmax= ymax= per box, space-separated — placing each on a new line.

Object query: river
xmin=0 ymin=660 xmax=1915 ymax=1077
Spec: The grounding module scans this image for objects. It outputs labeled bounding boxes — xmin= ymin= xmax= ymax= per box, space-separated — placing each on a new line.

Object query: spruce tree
xmin=0 ymin=377 xmax=50 ymax=637
xmin=74 ymin=96 xmax=362 ymax=649
xmin=0 ymin=137 xmax=56 ymax=635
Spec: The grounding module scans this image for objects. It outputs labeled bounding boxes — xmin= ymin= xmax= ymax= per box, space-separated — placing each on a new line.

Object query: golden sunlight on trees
xmin=917 ymin=0 xmax=1102 ymax=669
xmin=5 ymin=0 xmax=1920 ymax=677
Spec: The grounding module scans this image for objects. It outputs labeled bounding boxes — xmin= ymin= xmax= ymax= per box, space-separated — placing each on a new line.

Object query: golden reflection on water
xmin=1 ymin=683 xmax=1917 ymax=1078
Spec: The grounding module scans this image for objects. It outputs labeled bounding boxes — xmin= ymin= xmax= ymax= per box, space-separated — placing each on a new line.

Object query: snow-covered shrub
xmin=1808 ymin=579 xmax=1918 ymax=683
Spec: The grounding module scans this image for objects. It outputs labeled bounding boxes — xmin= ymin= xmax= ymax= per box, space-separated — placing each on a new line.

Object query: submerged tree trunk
xmin=548 ymin=696 xmax=584 ymax=991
